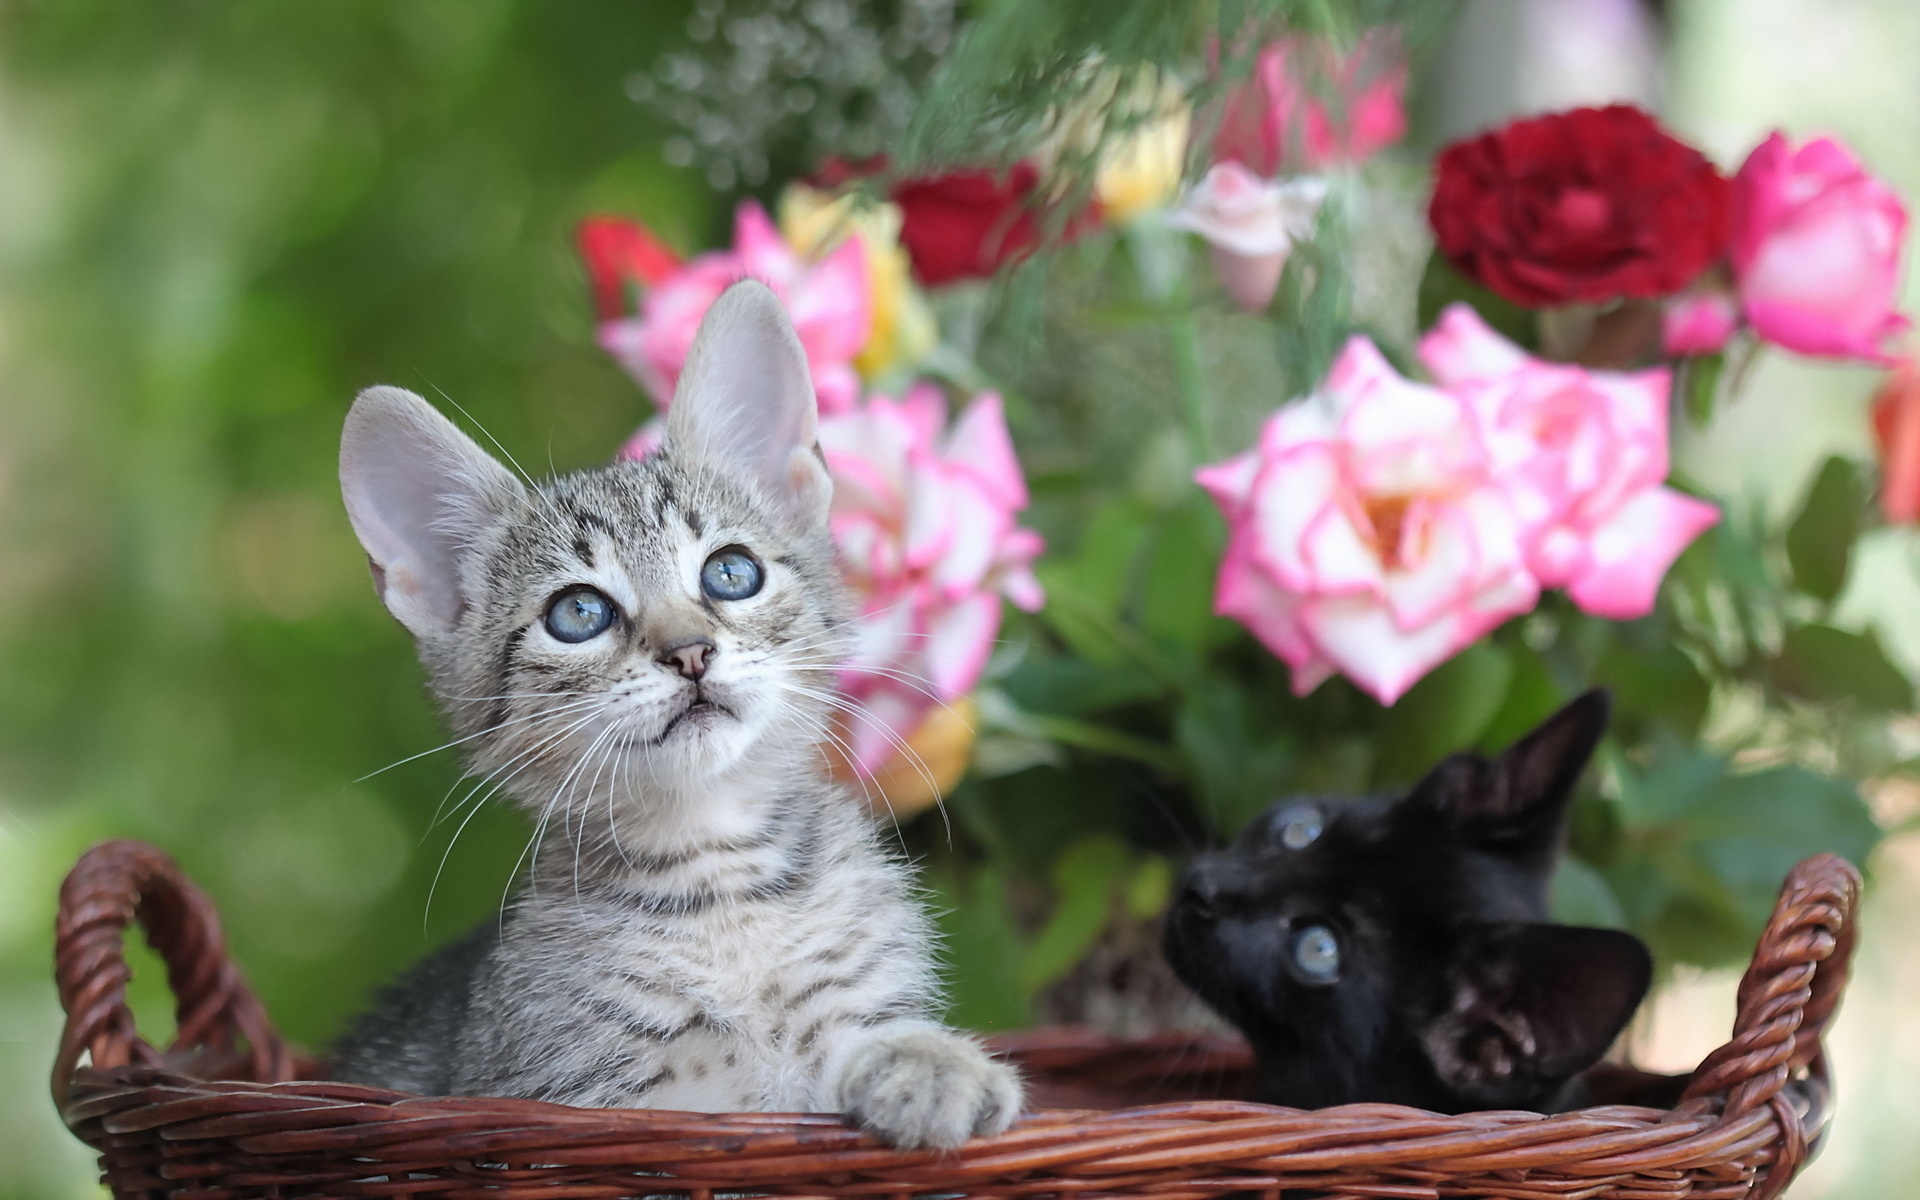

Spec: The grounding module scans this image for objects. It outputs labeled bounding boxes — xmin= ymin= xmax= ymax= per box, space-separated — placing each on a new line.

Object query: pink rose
xmin=1730 ymin=133 xmax=1910 ymax=363
xmin=818 ymin=386 xmax=1044 ymax=770
xmin=598 ymin=200 xmax=872 ymax=414
xmin=1197 ymin=336 xmax=1538 ymax=705
xmin=1422 ymin=303 xmax=1720 ymax=619
xmin=1210 ymin=34 xmax=1407 ymax=177
xmin=1662 ymin=287 xmax=1739 ymax=356
xmin=1167 ymin=163 xmax=1328 ymax=311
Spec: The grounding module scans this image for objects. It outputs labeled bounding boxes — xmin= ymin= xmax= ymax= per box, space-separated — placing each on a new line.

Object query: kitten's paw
xmin=830 ymin=1025 xmax=1023 ymax=1150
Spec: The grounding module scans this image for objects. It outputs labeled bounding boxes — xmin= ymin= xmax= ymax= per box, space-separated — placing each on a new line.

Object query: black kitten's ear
xmin=1492 ymin=689 xmax=1611 ymax=826
xmin=1413 ymin=689 xmax=1610 ymax=868
xmin=1419 ymin=923 xmax=1651 ymax=1109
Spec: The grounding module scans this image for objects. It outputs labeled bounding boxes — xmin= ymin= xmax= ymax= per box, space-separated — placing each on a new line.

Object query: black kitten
xmin=1162 ymin=690 xmax=1652 ymax=1114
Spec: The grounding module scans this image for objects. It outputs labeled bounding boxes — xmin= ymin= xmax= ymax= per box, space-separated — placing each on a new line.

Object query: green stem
xmin=1047 ymin=588 xmax=1188 ymax=693
xmin=1167 ymin=297 xmax=1212 ymax=465
xmin=1019 ymin=712 xmax=1186 ymax=778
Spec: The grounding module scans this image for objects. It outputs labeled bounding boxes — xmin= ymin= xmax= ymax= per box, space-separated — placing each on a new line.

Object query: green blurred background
xmin=3 ymin=2 xmax=1919 ymax=1198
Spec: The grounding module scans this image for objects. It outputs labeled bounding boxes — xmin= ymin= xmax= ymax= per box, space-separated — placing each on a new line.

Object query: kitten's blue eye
xmin=1290 ymin=924 xmax=1341 ymax=984
xmin=701 ymin=548 xmax=763 ymax=601
xmin=544 ymin=586 xmax=616 ymax=643
xmin=1277 ymin=804 xmax=1323 ymax=850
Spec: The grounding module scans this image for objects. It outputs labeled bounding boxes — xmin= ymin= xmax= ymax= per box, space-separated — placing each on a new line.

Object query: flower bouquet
xmin=587 ymin=0 xmax=1901 ymax=1030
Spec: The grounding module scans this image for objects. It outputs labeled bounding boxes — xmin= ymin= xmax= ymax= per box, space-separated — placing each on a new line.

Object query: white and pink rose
xmin=1422 ymin=304 xmax=1720 ymax=620
xmin=1202 ymin=314 xmax=1719 ymax=703
xmin=820 ymin=385 xmax=1045 ymax=770
xmin=1197 ymin=336 xmax=1539 ymax=705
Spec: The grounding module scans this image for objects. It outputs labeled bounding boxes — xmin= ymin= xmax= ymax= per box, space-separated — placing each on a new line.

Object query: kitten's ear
xmin=1492 ymin=689 xmax=1611 ymax=824
xmin=1420 ymin=923 xmax=1651 ymax=1108
xmin=1412 ymin=689 xmax=1610 ymax=868
xmin=664 ymin=280 xmax=831 ymax=528
xmin=339 ymin=386 xmax=526 ymax=638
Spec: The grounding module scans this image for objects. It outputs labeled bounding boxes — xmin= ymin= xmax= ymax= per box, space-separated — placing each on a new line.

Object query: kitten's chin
xmin=633 ymin=698 xmax=767 ymax=780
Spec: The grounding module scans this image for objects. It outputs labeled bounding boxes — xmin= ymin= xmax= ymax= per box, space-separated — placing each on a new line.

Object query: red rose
xmin=1429 ymin=105 xmax=1731 ymax=308
xmin=576 ymin=215 xmax=681 ymax=320
xmin=891 ymin=163 xmax=1095 ymax=286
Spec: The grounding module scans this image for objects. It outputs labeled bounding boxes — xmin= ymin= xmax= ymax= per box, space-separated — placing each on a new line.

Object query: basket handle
xmin=52 ymin=840 xmax=296 ymax=1105
xmin=1677 ymin=852 xmax=1860 ymax=1200
xmin=1682 ymin=852 xmax=1861 ymax=1113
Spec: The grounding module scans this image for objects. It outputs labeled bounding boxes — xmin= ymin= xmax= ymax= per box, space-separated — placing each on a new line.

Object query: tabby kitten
xmin=329 ymin=282 xmax=1021 ymax=1149
xmin=1162 ymin=691 xmax=1653 ymax=1114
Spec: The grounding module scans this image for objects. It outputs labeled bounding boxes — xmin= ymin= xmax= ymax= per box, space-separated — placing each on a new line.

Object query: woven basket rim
xmin=52 ymin=840 xmax=1861 ymax=1200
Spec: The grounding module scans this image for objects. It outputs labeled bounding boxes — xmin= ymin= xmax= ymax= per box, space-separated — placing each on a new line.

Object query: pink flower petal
xmin=1379 ymin=500 xmax=1480 ymax=630
xmin=1195 ymin=450 xmax=1262 ymax=509
xmin=945 ymin=392 xmax=1029 ymax=509
xmin=1662 ymin=289 xmax=1739 ymax=356
xmin=1732 ymin=132 xmax=1909 ymax=364
xmin=616 ymin=417 xmax=666 ymax=463
xmin=1247 ymin=443 xmax=1348 ymax=593
xmin=927 ymin=473 xmax=1012 ymax=597
xmin=923 ymin=591 xmax=1003 ymax=698
xmin=1213 ymin=532 xmax=1332 ymax=691
xmin=1562 ymin=487 xmax=1719 ymax=618
xmin=1302 ymin=593 xmax=1480 ymax=707
xmin=1417 ymin=303 xmax=1531 ymax=385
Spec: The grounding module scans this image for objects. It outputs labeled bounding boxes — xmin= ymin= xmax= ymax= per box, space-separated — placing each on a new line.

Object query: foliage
xmin=0 ymin=6 xmax=709 ymax=1197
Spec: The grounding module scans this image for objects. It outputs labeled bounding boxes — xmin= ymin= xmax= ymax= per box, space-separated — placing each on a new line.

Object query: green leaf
xmin=1680 ymin=766 xmax=1881 ymax=928
xmin=1019 ymin=836 xmax=1132 ymax=993
xmin=1786 ymin=455 xmax=1866 ymax=602
xmin=999 ymin=657 xmax=1164 ymax=717
xmin=1680 ymin=351 xmax=1726 ymax=427
xmin=1549 ymin=856 xmax=1628 ymax=929
xmin=1138 ymin=496 xmax=1225 ymax=657
xmin=1126 ymin=856 xmax=1174 ymax=920
xmin=1373 ymin=642 xmax=1513 ymax=786
xmin=1175 ymin=684 xmax=1250 ymax=819
xmin=1415 ymin=253 xmax=1539 ymax=353
xmin=1593 ymin=636 xmax=1713 ymax=740
xmin=1613 ymin=748 xmax=1726 ymax=830
xmin=1474 ymin=645 xmax=1567 ymax=753
xmin=1063 ymin=499 xmax=1155 ymax=612
xmin=1773 ymin=622 xmax=1915 ymax=711
xmin=1033 ymin=499 xmax=1154 ymax=667
xmin=925 ymin=864 xmax=1032 ymax=1032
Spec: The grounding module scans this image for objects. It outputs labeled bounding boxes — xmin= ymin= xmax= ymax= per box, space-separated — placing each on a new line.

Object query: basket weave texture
xmin=54 ymin=840 xmax=1859 ymax=1200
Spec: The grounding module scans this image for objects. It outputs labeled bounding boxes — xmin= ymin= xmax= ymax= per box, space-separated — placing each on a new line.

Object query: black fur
xmin=1162 ymin=690 xmax=1652 ymax=1113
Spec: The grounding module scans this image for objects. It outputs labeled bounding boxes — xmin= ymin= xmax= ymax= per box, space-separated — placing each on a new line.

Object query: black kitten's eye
xmin=1277 ymin=803 xmax=1324 ymax=850
xmin=1289 ymin=923 xmax=1341 ymax=984
xmin=701 ymin=548 xmax=763 ymax=601
xmin=544 ymin=586 xmax=617 ymax=643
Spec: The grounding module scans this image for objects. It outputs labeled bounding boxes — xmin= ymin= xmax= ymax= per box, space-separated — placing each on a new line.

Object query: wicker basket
xmin=53 ymin=840 xmax=1860 ymax=1200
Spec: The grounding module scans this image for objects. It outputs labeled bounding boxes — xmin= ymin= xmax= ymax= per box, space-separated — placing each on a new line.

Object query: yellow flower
xmin=1034 ymin=63 xmax=1190 ymax=223
xmin=1096 ymin=106 xmax=1190 ymax=223
xmin=778 ymin=183 xmax=936 ymax=381
xmin=831 ymin=696 xmax=978 ymax=822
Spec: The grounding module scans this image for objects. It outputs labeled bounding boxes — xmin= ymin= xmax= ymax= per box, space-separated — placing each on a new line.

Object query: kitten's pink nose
xmin=658 ymin=637 xmax=715 ymax=680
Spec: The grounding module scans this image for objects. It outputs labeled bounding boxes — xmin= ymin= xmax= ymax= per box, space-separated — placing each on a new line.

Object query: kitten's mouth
xmin=653 ymin=696 xmax=735 ymax=744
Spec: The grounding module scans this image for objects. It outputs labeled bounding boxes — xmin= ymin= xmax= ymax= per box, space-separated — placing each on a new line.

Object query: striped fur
xmin=331 ymin=283 xmax=1020 ymax=1148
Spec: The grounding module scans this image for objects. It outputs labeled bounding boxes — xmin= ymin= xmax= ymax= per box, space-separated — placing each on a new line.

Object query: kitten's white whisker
xmin=427 ymin=703 xmax=610 ymax=928
xmin=364 ymin=696 xmax=605 ymax=783
xmin=785 ymin=663 xmax=970 ymax=725
xmin=422 ymin=382 xmax=536 ymax=487
xmin=770 ymin=681 xmax=951 ymax=843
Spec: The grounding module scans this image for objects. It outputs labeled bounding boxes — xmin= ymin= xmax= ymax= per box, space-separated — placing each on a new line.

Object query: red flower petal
xmin=1429 ymin=105 xmax=1730 ymax=309
xmin=577 ymin=216 xmax=682 ymax=321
